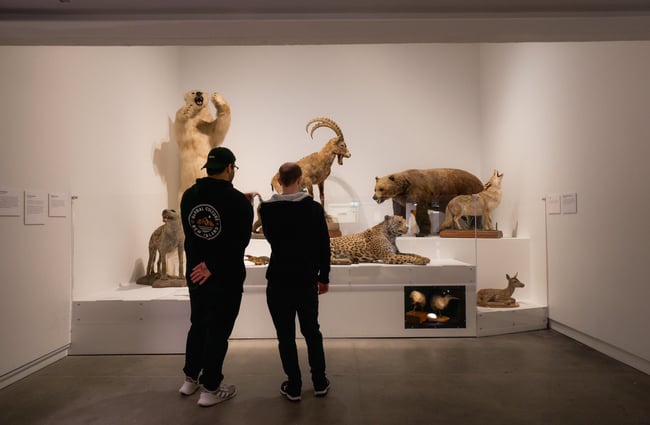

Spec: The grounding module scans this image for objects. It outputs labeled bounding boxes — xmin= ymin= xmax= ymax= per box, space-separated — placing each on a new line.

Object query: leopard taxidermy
xmin=330 ymin=215 xmax=430 ymax=265
xmin=146 ymin=209 xmax=185 ymax=280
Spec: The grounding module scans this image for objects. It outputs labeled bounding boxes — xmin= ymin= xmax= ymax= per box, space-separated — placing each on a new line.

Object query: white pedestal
xmin=70 ymin=236 xmax=546 ymax=354
xmin=477 ymin=302 xmax=548 ymax=336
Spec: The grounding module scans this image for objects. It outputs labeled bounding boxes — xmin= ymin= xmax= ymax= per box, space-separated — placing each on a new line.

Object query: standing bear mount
xmin=373 ymin=168 xmax=484 ymax=237
xmin=137 ymin=209 xmax=186 ymax=288
xmin=476 ymin=273 xmax=525 ymax=308
xmin=441 ymin=169 xmax=504 ymax=231
xmin=270 ymin=117 xmax=351 ymax=207
xmin=174 ymin=90 xmax=231 ymax=205
xmin=330 ymin=215 xmax=430 ymax=265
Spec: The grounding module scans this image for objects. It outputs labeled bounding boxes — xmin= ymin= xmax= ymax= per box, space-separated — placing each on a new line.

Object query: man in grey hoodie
xmin=259 ymin=162 xmax=331 ymax=402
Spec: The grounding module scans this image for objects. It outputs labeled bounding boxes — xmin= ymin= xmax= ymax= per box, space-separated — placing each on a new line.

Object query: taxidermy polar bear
xmin=174 ymin=90 xmax=231 ymax=204
xmin=373 ymin=168 xmax=483 ymax=237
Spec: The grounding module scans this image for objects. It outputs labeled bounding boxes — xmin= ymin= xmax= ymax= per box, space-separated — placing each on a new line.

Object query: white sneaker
xmin=178 ymin=377 xmax=200 ymax=396
xmin=197 ymin=383 xmax=237 ymax=407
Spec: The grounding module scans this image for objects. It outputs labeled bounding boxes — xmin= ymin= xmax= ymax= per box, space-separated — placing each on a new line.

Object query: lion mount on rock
xmin=174 ymin=90 xmax=231 ymax=204
xmin=373 ymin=168 xmax=483 ymax=237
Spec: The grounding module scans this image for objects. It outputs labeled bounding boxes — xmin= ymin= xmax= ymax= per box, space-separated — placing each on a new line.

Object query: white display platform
xmin=477 ymin=302 xmax=548 ymax=337
xmin=71 ymin=236 xmax=546 ymax=354
xmin=71 ymin=260 xmax=476 ymax=354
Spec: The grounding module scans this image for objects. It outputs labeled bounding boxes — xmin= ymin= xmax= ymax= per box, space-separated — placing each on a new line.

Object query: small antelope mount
xmin=271 ymin=117 xmax=351 ymax=206
xmin=476 ymin=273 xmax=525 ymax=308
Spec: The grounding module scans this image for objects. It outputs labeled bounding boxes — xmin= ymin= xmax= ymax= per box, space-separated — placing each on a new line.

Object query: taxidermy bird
xmin=409 ymin=290 xmax=426 ymax=311
xmin=430 ymin=294 xmax=459 ymax=315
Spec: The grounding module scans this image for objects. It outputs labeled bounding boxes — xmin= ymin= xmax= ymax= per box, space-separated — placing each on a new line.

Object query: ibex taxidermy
xmin=271 ymin=117 xmax=351 ymax=206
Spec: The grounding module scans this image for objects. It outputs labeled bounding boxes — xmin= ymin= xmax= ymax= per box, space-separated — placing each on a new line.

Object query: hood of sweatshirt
xmin=266 ymin=191 xmax=311 ymax=203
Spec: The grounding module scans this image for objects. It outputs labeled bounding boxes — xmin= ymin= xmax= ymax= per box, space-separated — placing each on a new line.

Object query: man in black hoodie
xmin=178 ymin=147 xmax=253 ymax=407
xmin=259 ymin=162 xmax=331 ymax=402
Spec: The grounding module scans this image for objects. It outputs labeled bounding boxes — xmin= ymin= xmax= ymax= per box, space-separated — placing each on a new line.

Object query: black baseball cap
xmin=202 ymin=147 xmax=236 ymax=169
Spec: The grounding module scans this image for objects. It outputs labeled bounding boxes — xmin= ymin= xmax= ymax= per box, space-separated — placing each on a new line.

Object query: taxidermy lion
xmin=174 ymin=90 xmax=231 ymax=204
xmin=146 ymin=209 xmax=185 ymax=280
xmin=373 ymin=168 xmax=483 ymax=237
xmin=441 ymin=169 xmax=504 ymax=231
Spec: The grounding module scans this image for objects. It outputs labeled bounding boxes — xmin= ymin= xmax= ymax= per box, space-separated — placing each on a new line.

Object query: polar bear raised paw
xmin=174 ymin=90 xmax=232 ymax=204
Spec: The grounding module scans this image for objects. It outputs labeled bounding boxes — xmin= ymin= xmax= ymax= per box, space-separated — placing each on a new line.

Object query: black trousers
xmin=183 ymin=285 xmax=242 ymax=391
xmin=266 ymin=282 xmax=327 ymax=386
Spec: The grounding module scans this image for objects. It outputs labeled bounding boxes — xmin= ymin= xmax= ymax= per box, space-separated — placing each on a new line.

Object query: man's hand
xmin=190 ymin=262 xmax=211 ymax=285
xmin=244 ymin=192 xmax=261 ymax=204
xmin=317 ymin=282 xmax=329 ymax=295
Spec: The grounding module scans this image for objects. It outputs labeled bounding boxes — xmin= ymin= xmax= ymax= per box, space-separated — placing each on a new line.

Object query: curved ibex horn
xmin=305 ymin=117 xmax=343 ymax=140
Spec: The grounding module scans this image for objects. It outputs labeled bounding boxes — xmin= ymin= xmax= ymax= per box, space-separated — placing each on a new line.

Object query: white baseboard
xmin=0 ymin=344 xmax=70 ymax=389
xmin=550 ymin=320 xmax=650 ymax=375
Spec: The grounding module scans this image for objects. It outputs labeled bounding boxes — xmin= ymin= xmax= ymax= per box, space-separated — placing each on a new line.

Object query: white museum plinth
xmin=71 ymin=237 xmax=546 ymax=354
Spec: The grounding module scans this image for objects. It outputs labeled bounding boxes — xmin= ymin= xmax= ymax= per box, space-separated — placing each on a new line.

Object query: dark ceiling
xmin=2 ymin=0 xmax=650 ymax=45
xmin=2 ymin=0 xmax=650 ymax=16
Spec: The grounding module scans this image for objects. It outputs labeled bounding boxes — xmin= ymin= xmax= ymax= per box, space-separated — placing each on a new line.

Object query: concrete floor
xmin=1 ymin=330 xmax=649 ymax=425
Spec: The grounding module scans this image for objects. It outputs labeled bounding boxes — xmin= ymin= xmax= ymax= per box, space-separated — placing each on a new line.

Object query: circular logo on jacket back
xmin=188 ymin=204 xmax=221 ymax=240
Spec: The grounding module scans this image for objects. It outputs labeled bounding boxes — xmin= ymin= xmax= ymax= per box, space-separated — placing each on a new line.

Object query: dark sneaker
xmin=280 ymin=381 xmax=301 ymax=402
xmin=314 ymin=378 xmax=330 ymax=397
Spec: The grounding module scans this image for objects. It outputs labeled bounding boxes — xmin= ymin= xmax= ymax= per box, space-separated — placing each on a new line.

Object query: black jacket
xmin=260 ymin=192 xmax=331 ymax=286
xmin=180 ymin=177 xmax=253 ymax=292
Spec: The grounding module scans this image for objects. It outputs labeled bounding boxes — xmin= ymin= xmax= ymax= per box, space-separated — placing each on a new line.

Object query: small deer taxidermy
xmin=476 ymin=273 xmax=525 ymax=308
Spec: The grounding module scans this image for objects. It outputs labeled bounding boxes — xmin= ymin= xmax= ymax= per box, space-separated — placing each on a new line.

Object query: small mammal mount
xmin=476 ymin=273 xmax=525 ymax=308
xmin=441 ymin=169 xmax=503 ymax=231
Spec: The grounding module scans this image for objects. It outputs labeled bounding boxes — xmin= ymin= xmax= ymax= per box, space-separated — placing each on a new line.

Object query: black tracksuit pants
xmin=183 ymin=285 xmax=242 ymax=391
xmin=266 ymin=282 xmax=327 ymax=387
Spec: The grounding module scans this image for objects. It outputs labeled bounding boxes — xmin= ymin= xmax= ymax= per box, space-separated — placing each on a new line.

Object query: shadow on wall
xmin=130 ymin=258 xmax=145 ymax=284
xmin=153 ymin=119 xmax=180 ymax=210
xmin=322 ymin=175 xmax=361 ymax=209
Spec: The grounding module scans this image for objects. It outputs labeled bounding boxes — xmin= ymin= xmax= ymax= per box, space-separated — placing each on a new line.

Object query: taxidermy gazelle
xmin=271 ymin=117 xmax=351 ymax=206
xmin=477 ymin=273 xmax=525 ymax=308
